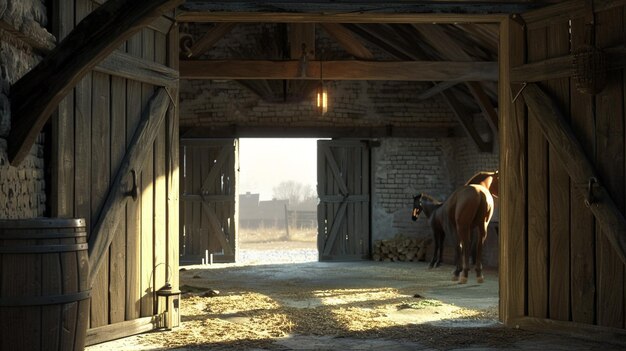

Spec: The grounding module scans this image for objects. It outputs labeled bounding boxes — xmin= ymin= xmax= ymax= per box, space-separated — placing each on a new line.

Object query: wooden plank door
xmin=317 ymin=140 xmax=370 ymax=261
xmin=500 ymin=1 xmax=626 ymax=333
xmin=180 ymin=139 xmax=238 ymax=263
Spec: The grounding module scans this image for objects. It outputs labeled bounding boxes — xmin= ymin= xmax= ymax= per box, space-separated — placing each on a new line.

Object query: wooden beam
xmin=177 ymin=0 xmax=542 ymax=23
xmin=522 ymin=83 xmax=626 ymax=266
xmin=418 ymin=81 xmax=460 ymax=100
xmin=499 ymin=14 xmax=526 ymax=327
xmin=88 ymin=88 xmax=171 ymax=287
xmin=414 ymin=24 xmax=498 ymax=134
xmin=180 ymin=125 xmax=457 ymax=139
xmin=319 ymin=23 xmax=374 ymax=60
xmin=467 ymin=81 xmax=499 ymax=132
xmin=511 ymin=46 xmax=626 ymax=83
xmin=86 ymin=316 xmax=160 ymax=346
xmin=186 ymin=23 xmax=236 ymax=58
xmin=94 ymin=50 xmax=178 ymax=88
xmin=442 ymin=89 xmax=492 ymax=152
xmin=7 ymin=0 xmax=183 ymax=165
xmin=180 ymin=59 xmax=498 ymax=81
xmin=522 ymin=0 xmax=626 ymax=29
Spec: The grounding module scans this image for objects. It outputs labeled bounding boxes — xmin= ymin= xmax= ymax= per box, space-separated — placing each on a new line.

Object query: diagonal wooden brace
xmin=522 ymin=83 xmax=626 ymax=266
xmin=88 ymin=88 xmax=170 ymax=287
xmin=8 ymin=0 xmax=183 ymax=165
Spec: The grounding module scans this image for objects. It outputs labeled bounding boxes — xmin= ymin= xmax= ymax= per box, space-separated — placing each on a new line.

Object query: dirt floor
xmin=87 ymin=236 xmax=624 ymax=351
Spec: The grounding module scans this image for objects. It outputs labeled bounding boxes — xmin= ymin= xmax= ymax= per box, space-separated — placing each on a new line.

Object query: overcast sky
xmin=238 ymin=138 xmax=318 ymax=201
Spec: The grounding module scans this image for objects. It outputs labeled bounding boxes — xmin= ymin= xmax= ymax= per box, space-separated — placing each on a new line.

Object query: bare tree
xmin=272 ymin=180 xmax=315 ymax=205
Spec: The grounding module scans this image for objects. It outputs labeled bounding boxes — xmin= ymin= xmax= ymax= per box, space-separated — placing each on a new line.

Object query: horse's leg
xmin=457 ymin=226 xmax=471 ymax=284
xmin=429 ymin=230 xmax=439 ymax=269
xmin=435 ymin=229 xmax=445 ymax=267
xmin=475 ymin=223 xmax=488 ymax=283
xmin=451 ymin=242 xmax=462 ymax=281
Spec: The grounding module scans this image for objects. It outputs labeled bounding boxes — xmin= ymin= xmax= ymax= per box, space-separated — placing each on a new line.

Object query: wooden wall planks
xmin=51 ymin=0 xmax=178 ymax=342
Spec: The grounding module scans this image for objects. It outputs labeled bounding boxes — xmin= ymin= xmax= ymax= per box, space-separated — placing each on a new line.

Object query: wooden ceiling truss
xmin=177 ymin=1 xmax=511 ymax=152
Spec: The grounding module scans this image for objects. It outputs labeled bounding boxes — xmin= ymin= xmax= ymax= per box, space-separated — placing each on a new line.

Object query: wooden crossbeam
xmin=180 ymin=59 xmax=498 ymax=81
xmin=7 ymin=0 xmax=183 ymax=165
xmin=94 ymin=50 xmax=179 ymax=88
xmin=522 ymin=83 xmax=626 ymax=266
xmin=180 ymin=125 xmax=457 ymax=139
xmin=511 ymin=46 xmax=626 ymax=83
xmin=88 ymin=88 xmax=171 ymax=287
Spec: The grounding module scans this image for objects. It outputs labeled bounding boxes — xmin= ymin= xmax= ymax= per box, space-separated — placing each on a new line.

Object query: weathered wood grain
xmin=522 ymin=83 xmax=626 ymax=269
xmin=94 ymin=51 xmax=178 ymax=88
xmin=186 ymin=23 xmax=236 ymax=58
xmin=87 ymin=88 xmax=170 ymax=287
xmin=8 ymin=0 xmax=183 ymax=165
xmin=526 ymin=25 xmax=549 ymax=320
xmin=569 ymin=16 xmax=596 ymax=325
xmin=498 ymin=15 xmax=526 ymax=326
xmin=179 ymin=59 xmax=498 ymax=81
xmin=320 ymin=23 xmax=373 ymax=60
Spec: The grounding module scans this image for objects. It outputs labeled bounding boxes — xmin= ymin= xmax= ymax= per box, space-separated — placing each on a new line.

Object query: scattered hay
xmin=136 ymin=287 xmax=504 ymax=350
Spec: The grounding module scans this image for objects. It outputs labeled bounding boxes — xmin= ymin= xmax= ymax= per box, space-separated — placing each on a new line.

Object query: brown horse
xmin=412 ymin=171 xmax=498 ymax=283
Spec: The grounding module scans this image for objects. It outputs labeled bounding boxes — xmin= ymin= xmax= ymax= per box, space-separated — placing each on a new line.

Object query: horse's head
xmin=412 ymin=193 xmax=423 ymax=221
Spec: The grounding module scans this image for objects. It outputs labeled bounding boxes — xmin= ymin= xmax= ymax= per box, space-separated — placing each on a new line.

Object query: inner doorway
xmin=237 ymin=138 xmax=319 ymax=264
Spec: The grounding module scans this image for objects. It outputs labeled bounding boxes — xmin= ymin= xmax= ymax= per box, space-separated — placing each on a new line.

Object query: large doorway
xmin=237 ymin=138 xmax=319 ymax=264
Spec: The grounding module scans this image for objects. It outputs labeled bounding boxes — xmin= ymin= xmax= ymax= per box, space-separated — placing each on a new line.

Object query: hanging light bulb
xmin=316 ymin=58 xmax=328 ymax=115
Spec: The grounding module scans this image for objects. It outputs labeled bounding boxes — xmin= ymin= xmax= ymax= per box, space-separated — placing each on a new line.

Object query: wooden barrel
xmin=0 ymin=218 xmax=90 ymax=351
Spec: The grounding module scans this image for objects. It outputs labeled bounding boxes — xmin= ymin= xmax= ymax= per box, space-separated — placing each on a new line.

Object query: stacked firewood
xmin=372 ymin=235 xmax=432 ymax=262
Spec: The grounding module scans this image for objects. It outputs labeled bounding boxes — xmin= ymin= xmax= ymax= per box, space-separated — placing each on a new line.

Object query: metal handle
xmin=126 ymin=169 xmax=138 ymax=201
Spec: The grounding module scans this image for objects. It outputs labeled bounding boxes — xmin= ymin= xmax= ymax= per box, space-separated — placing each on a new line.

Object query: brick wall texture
xmin=0 ymin=0 xmax=51 ymax=218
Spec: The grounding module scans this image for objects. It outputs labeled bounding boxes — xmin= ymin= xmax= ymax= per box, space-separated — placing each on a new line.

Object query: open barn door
xmin=180 ymin=139 xmax=238 ymax=263
xmin=317 ymin=140 xmax=370 ymax=261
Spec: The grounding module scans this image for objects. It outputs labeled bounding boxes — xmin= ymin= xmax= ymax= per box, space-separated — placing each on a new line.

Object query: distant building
xmin=238 ymin=192 xmax=317 ymax=228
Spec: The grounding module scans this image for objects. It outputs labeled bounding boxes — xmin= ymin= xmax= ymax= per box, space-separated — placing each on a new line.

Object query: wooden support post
xmin=88 ymin=88 xmax=171 ymax=287
xmin=499 ymin=15 xmax=526 ymax=326
xmin=8 ymin=0 xmax=183 ymax=165
xmin=522 ymin=83 xmax=626 ymax=266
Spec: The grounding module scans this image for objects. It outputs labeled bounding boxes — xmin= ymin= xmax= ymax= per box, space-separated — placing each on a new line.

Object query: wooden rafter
xmin=179 ymin=59 xmax=498 ymax=81
xmin=177 ymin=0 xmax=554 ymax=23
xmin=8 ymin=0 xmax=183 ymax=165
xmin=418 ymin=81 xmax=459 ymax=100
xmin=414 ymin=24 xmax=498 ymax=135
xmin=319 ymin=23 xmax=374 ymax=60
xmin=442 ymin=89 xmax=492 ymax=152
xmin=186 ymin=23 xmax=236 ymax=58
xmin=467 ymin=81 xmax=499 ymax=133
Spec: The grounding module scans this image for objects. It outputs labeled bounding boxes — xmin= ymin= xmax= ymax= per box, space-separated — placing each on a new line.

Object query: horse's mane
xmin=465 ymin=170 xmax=498 ymax=186
xmin=419 ymin=193 xmax=442 ymax=205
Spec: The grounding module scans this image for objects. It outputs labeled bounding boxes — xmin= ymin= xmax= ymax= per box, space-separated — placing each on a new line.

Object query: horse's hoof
xmin=458 ymin=277 xmax=468 ymax=284
xmin=451 ymin=275 xmax=459 ymax=281
xmin=477 ymin=276 xmax=484 ymax=284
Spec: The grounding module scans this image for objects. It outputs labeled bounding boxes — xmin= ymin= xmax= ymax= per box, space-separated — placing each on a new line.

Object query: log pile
xmin=372 ymin=235 xmax=432 ymax=262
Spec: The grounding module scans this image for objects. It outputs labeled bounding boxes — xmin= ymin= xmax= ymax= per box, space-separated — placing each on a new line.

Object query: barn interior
xmin=1 ymin=0 xmax=626 ymax=350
